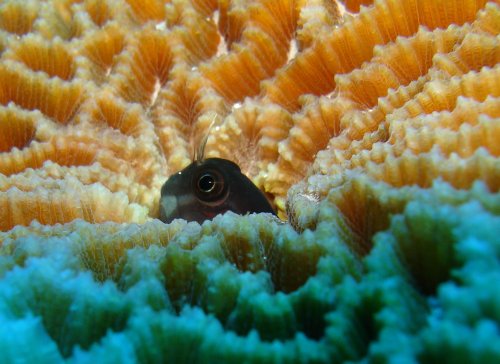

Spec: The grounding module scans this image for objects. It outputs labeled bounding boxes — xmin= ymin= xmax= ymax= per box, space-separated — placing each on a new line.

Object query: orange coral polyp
xmin=0 ymin=64 xmax=85 ymax=124
xmin=0 ymin=107 xmax=36 ymax=153
xmin=0 ymin=2 xmax=38 ymax=35
xmin=84 ymin=0 xmax=113 ymax=27
xmin=89 ymin=91 xmax=146 ymax=136
xmin=82 ymin=26 xmax=127 ymax=79
xmin=112 ymin=29 xmax=174 ymax=105
xmin=124 ymin=0 xmax=166 ymax=23
xmin=7 ymin=37 xmax=76 ymax=81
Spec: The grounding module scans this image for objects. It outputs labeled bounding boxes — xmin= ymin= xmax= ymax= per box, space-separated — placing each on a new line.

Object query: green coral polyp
xmin=0 ymin=174 xmax=498 ymax=362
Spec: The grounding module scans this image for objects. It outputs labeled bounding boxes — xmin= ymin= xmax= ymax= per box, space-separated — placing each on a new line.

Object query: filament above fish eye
xmin=195 ymin=113 xmax=219 ymax=163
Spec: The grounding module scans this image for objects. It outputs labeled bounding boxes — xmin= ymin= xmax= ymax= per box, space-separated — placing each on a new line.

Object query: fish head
xmin=159 ymin=158 xmax=275 ymax=223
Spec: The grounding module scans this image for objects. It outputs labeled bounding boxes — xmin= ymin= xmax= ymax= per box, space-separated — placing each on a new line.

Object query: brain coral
xmin=0 ymin=0 xmax=499 ymax=362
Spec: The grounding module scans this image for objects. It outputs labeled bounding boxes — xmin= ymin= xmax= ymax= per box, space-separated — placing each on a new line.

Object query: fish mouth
xmin=160 ymin=193 xmax=208 ymax=224
xmin=159 ymin=194 xmax=179 ymax=223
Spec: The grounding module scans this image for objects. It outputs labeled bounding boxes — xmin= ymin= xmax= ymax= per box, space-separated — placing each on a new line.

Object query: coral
xmin=1 ymin=177 xmax=499 ymax=362
xmin=0 ymin=0 xmax=499 ymax=362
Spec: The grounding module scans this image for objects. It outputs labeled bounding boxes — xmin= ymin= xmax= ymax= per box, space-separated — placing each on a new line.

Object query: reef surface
xmin=0 ymin=0 xmax=499 ymax=362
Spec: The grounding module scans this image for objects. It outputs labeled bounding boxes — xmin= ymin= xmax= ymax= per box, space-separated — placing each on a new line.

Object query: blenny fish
xmin=159 ymin=122 xmax=275 ymax=224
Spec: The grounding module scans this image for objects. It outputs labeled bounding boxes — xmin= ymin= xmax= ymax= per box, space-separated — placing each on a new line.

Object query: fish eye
xmin=193 ymin=169 xmax=227 ymax=202
xmin=197 ymin=173 xmax=216 ymax=193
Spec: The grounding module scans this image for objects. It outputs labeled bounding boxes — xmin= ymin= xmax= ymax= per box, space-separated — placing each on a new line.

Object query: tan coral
xmin=200 ymin=0 xmax=299 ymax=103
xmin=433 ymin=33 xmax=499 ymax=77
xmin=36 ymin=0 xmax=94 ymax=41
xmin=310 ymin=66 xmax=500 ymax=191
xmin=342 ymin=0 xmax=375 ymax=13
xmin=263 ymin=0 xmax=489 ymax=111
xmin=0 ymin=105 xmax=36 ymax=153
xmin=111 ymin=28 xmax=175 ymax=106
xmin=81 ymin=24 xmax=127 ymax=83
xmin=473 ymin=2 xmax=500 ymax=35
xmin=391 ymin=65 xmax=500 ymax=121
xmin=265 ymin=24 xmax=468 ymax=204
xmin=206 ymin=99 xmax=294 ymax=184
xmin=0 ymin=62 xmax=86 ymax=124
xmin=83 ymin=0 xmax=115 ymax=27
xmin=83 ymin=89 xmax=151 ymax=137
xmin=0 ymin=0 xmax=498 ymax=232
xmin=266 ymin=4 xmax=499 ymax=207
xmin=200 ymin=30 xmax=284 ymax=103
xmin=296 ymin=0 xmax=343 ymax=49
xmin=4 ymin=35 xmax=77 ymax=81
xmin=0 ymin=1 xmax=39 ymax=36
xmin=151 ymin=66 xmax=227 ymax=173
xmin=124 ymin=0 xmax=166 ymax=24
xmin=0 ymin=177 xmax=148 ymax=232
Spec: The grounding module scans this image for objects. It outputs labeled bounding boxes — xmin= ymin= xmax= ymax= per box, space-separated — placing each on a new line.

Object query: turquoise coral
xmin=0 ymin=175 xmax=499 ymax=362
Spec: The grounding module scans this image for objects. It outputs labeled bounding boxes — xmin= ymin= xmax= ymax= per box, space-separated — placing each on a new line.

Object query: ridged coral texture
xmin=0 ymin=0 xmax=499 ymax=362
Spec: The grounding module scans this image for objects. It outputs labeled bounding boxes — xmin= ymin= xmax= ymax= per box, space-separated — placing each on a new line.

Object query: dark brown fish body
xmin=159 ymin=158 xmax=275 ymax=224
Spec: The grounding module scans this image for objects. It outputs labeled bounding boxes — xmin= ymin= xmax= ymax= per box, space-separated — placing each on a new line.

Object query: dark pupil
xmin=198 ymin=174 xmax=215 ymax=193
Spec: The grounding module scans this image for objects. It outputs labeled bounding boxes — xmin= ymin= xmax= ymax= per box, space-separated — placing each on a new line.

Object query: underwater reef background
xmin=0 ymin=0 xmax=499 ymax=362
